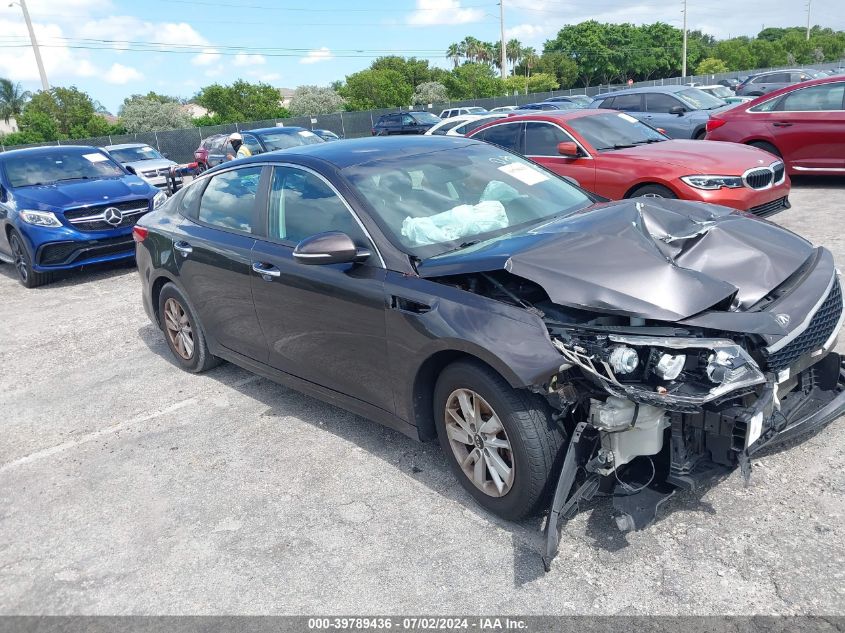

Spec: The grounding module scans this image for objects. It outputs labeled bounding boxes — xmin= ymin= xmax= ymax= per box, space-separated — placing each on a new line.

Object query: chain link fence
xmin=1 ymin=60 xmax=841 ymax=164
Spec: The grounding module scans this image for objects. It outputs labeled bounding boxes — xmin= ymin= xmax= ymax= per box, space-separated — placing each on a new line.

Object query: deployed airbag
xmin=401 ymin=200 xmax=509 ymax=246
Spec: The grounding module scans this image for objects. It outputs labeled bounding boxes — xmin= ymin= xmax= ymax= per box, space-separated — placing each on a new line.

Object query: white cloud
xmin=256 ymin=72 xmax=281 ymax=82
xmin=104 ymin=63 xmax=142 ymax=84
xmin=0 ymin=18 xmax=100 ymax=83
xmin=192 ymin=48 xmax=221 ymax=66
xmin=233 ymin=52 xmax=267 ymax=66
xmin=504 ymin=23 xmax=556 ymax=43
xmin=299 ymin=47 xmax=333 ymax=64
xmin=407 ymin=0 xmax=485 ymax=26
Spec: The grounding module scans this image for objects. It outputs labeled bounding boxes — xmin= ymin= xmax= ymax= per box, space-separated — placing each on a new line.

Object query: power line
xmin=142 ymin=0 xmax=495 ymax=12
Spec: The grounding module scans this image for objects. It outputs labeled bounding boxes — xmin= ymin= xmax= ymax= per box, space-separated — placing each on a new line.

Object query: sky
xmin=1 ymin=0 xmax=843 ymax=113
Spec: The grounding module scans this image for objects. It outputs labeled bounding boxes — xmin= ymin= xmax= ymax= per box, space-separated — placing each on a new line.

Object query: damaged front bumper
xmin=542 ymin=351 xmax=845 ymax=571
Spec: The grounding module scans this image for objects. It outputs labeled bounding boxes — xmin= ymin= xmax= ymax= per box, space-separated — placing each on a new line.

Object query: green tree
xmin=0 ymin=79 xmax=31 ymax=124
xmin=370 ymin=56 xmax=433 ymax=88
xmin=340 ymin=69 xmax=413 ymax=110
xmin=412 ymin=81 xmax=448 ymax=105
xmin=504 ymin=72 xmax=559 ymax=94
xmin=444 ymin=63 xmax=503 ymax=99
xmin=544 ymin=21 xmax=614 ymax=86
xmin=695 ymin=57 xmax=729 ymax=75
xmin=532 ymin=52 xmax=578 ymax=88
xmin=195 ymin=80 xmax=289 ymax=123
xmin=119 ymin=96 xmax=194 ymax=132
xmin=288 ymin=85 xmax=346 ymax=116
xmin=17 ymin=86 xmax=111 ymax=140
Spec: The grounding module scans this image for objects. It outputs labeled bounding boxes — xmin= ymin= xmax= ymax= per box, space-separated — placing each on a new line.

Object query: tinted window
xmin=473 ymin=122 xmax=522 ymax=152
xmin=645 ymin=93 xmax=682 ymax=113
xmin=607 ymin=94 xmax=643 ymax=111
xmin=432 ymin=119 xmax=464 ymax=135
xmin=411 ymin=112 xmax=440 ymax=124
xmin=256 ymin=130 xmax=323 ymax=151
xmin=198 ymin=166 xmax=262 ymax=234
xmin=762 ymin=72 xmax=790 ymax=83
xmin=268 ymin=167 xmax=367 ymax=245
xmin=454 ymin=116 xmax=504 ymax=135
xmin=524 ymin=122 xmax=569 ymax=156
xmin=402 ymin=114 xmax=415 ymax=125
xmin=792 ymin=72 xmax=811 ymax=82
xmin=675 ymin=88 xmax=724 ymax=110
xmin=108 ymin=146 xmax=163 ymax=163
xmin=779 ymin=82 xmax=845 ymax=111
xmin=178 ymin=179 xmax=204 ymax=216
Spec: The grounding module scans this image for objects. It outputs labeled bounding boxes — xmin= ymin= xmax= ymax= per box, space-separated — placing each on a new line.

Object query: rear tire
xmin=628 ymin=184 xmax=677 ymax=199
xmin=9 ymin=230 xmax=53 ymax=288
xmin=748 ymin=141 xmax=782 ymax=158
xmin=433 ymin=360 xmax=565 ymax=521
xmin=693 ymin=129 xmax=706 ymax=140
xmin=158 ymin=282 xmax=220 ymax=373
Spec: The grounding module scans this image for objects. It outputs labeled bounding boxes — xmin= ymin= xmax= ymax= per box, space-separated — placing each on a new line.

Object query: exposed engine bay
xmin=422 ymin=201 xmax=845 ymax=571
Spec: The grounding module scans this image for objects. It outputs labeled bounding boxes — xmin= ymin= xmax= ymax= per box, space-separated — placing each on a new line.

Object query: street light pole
xmin=681 ymin=0 xmax=688 ymax=78
xmin=12 ymin=0 xmax=49 ymax=91
xmin=499 ymin=0 xmax=507 ymax=79
xmin=806 ymin=0 xmax=812 ymax=40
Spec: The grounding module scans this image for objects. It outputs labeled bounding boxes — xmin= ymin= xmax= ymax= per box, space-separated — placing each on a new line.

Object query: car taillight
xmin=706 ymin=118 xmax=727 ymax=133
xmin=132 ymin=226 xmax=149 ymax=243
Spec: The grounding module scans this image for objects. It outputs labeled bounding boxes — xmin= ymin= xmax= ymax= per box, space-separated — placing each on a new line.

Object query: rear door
xmin=769 ymin=80 xmax=845 ymax=171
xmin=523 ymin=121 xmax=596 ymax=191
xmin=242 ymin=133 xmax=264 ymax=156
xmin=174 ymin=165 xmax=269 ymax=361
xmin=250 ymin=165 xmax=393 ymax=411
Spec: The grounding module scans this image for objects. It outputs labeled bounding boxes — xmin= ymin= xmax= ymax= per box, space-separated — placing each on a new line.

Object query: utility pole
xmin=681 ymin=0 xmax=688 ymax=78
xmin=805 ymin=0 xmax=811 ymax=40
xmin=11 ymin=0 xmax=49 ymax=91
xmin=499 ymin=0 xmax=507 ymax=79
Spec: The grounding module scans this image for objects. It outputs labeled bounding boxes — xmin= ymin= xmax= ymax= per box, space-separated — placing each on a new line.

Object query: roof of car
xmin=591 ymin=84 xmax=690 ymax=98
xmin=501 ymin=109 xmax=607 ymax=122
xmin=0 ymin=144 xmax=101 ymax=160
xmin=104 ymin=143 xmax=152 ymax=150
xmin=232 ymin=135 xmax=479 ymax=169
xmin=716 ymin=75 xmax=845 ymax=113
xmin=243 ymin=126 xmax=309 ymax=135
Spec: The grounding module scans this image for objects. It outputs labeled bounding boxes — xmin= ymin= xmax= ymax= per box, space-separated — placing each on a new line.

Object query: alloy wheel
xmin=163 ymin=297 xmax=194 ymax=360
xmin=10 ymin=235 xmax=28 ymax=283
xmin=444 ymin=388 xmax=515 ymax=497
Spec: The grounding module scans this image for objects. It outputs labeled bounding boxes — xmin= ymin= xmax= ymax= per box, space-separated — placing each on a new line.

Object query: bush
xmin=288 ymin=86 xmax=346 ymax=116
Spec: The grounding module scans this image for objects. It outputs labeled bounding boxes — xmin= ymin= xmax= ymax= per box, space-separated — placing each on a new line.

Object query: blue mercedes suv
xmin=0 ymin=145 xmax=166 ymax=287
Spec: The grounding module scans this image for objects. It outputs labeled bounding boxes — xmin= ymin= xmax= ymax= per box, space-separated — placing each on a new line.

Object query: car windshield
xmin=706 ymin=86 xmax=733 ymax=99
xmin=343 ymin=143 xmax=593 ymax=258
xmin=568 ymin=112 xmax=667 ymax=151
xmin=108 ymin=146 xmax=163 ymax=163
xmin=257 ymin=130 xmax=324 ymax=151
xmin=411 ymin=112 xmax=441 ymax=124
xmin=570 ymin=95 xmax=593 ymax=105
xmin=675 ymin=88 xmax=725 ymax=110
xmin=466 ymin=107 xmax=487 ymax=114
xmin=4 ymin=148 xmax=125 ymax=188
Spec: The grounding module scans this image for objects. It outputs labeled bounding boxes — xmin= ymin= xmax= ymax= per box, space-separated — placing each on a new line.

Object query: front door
xmin=523 ymin=121 xmax=596 ymax=191
xmin=643 ymin=93 xmax=692 ymax=138
xmin=250 ymin=165 xmax=394 ymax=412
xmin=175 ymin=165 xmax=269 ymax=362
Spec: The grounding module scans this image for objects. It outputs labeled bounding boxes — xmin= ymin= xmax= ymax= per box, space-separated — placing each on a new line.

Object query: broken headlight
xmin=680 ymin=175 xmax=743 ymax=190
xmin=554 ymin=334 xmax=765 ymax=405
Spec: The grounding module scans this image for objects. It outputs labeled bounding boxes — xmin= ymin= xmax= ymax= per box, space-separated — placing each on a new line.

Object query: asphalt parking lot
xmin=2 ymin=178 xmax=845 ymax=616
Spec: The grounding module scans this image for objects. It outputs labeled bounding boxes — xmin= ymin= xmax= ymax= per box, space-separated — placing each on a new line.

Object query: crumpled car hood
xmin=417 ymin=199 xmax=815 ymax=322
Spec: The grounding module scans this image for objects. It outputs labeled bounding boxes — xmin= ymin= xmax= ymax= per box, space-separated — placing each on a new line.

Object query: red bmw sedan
xmin=705 ymin=76 xmax=845 ymax=176
xmin=467 ymin=110 xmax=791 ymax=217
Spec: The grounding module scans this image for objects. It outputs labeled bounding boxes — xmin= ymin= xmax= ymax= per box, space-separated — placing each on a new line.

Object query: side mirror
xmin=669 ymin=105 xmax=686 ymax=116
xmin=557 ymin=141 xmax=580 ymax=158
xmin=0 ymin=184 xmax=7 ymax=203
xmin=162 ymin=152 xmax=170 ymax=159
xmin=293 ymin=231 xmax=371 ymax=266
xmin=125 ymin=165 xmax=138 ymax=175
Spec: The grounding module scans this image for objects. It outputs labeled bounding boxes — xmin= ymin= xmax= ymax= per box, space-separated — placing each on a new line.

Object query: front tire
xmin=9 ymin=230 xmax=53 ymax=288
xmin=433 ymin=360 xmax=565 ymax=521
xmin=748 ymin=141 xmax=781 ymax=158
xmin=158 ymin=283 xmax=220 ymax=373
xmin=628 ymin=184 xmax=677 ymax=199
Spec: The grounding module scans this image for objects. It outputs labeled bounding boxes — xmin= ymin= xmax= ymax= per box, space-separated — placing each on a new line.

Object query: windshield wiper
xmin=632 ymin=138 xmax=666 ymax=144
xmin=52 ymin=176 xmax=93 ymax=183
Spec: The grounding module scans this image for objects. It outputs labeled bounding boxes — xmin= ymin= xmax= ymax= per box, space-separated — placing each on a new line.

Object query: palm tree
xmin=0 ymin=78 xmax=31 ymax=124
xmin=506 ymin=39 xmax=523 ymax=74
xmin=463 ymin=37 xmax=483 ymax=63
xmin=521 ymin=47 xmax=538 ymax=94
xmin=446 ymin=42 xmax=464 ymax=68
xmin=476 ymin=42 xmax=494 ymax=67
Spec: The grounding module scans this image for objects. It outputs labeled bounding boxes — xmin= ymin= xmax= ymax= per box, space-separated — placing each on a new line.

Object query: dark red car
xmin=706 ymin=76 xmax=845 ymax=176
xmin=467 ymin=110 xmax=791 ymax=216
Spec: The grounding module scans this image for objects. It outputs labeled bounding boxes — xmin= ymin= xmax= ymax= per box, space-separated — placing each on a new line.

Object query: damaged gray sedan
xmin=136 ymin=136 xmax=845 ymax=570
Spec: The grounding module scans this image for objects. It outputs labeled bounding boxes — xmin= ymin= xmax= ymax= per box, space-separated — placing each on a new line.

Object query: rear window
xmin=411 ymin=112 xmax=441 ymax=124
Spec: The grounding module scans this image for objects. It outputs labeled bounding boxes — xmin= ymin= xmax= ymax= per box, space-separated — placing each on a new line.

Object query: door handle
xmin=252 ymin=262 xmax=281 ymax=279
xmin=772 ymin=122 xmax=793 ymax=127
xmin=174 ymin=241 xmax=192 ymax=256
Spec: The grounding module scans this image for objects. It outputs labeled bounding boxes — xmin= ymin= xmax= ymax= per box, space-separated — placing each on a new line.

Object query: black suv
xmin=371 ymin=111 xmax=440 ymax=136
